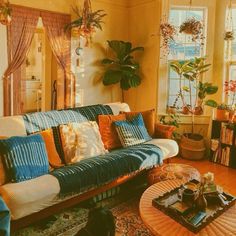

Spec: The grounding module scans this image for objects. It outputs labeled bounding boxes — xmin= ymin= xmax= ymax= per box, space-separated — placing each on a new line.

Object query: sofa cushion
xmin=0 ymin=175 xmax=60 ymax=220
xmin=39 ymin=129 xmax=64 ymax=168
xmin=155 ymin=123 xmax=176 ymax=139
xmin=50 ymin=143 xmax=163 ymax=194
xmin=114 ymin=114 xmax=152 ymax=147
xmin=146 ymin=139 xmax=179 ymax=159
xmin=98 ymin=114 xmax=126 ymax=150
xmin=23 ymin=104 xmax=113 ymax=135
xmin=0 ymin=135 xmax=49 ymax=183
xmin=121 ymin=109 xmax=155 ymax=137
xmin=0 ymin=136 xmax=7 ymax=186
xmin=60 ymin=121 xmax=107 ymax=164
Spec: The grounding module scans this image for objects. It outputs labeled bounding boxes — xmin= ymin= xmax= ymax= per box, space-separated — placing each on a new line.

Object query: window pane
xmin=167 ymin=7 xmax=205 ymax=113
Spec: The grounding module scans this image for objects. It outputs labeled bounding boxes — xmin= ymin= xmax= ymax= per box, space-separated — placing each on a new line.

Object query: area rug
xmin=12 ymin=191 xmax=153 ymax=236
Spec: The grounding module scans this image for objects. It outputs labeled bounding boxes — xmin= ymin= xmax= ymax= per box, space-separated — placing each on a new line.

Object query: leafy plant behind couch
xmin=101 ymin=40 xmax=144 ymax=101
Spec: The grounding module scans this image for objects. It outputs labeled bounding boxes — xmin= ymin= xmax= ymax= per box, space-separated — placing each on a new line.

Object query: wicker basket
xmin=180 ymin=134 xmax=206 ymax=160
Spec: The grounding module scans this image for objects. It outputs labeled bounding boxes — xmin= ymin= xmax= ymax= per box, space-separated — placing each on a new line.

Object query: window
xmin=225 ymin=8 xmax=236 ymax=107
xmin=167 ymin=7 xmax=206 ymax=112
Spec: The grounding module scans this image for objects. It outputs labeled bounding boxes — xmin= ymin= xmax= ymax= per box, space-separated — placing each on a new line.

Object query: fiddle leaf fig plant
xmin=101 ymin=40 xmax=144 ymax=98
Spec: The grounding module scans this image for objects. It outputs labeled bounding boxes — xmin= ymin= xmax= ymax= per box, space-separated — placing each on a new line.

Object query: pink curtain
xmin=41 ymin=11 xmax=73 ymax=109
xmin=3 ymin=5 xmax=40 ymax=115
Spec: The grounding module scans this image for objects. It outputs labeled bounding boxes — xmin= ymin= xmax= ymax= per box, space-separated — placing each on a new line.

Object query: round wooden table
xmin=139 ymin=179 xmax=236 ymax=236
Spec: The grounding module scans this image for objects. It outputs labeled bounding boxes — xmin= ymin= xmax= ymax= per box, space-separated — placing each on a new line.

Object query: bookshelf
xmin=210 ymin=120 xmax=236 ymax=168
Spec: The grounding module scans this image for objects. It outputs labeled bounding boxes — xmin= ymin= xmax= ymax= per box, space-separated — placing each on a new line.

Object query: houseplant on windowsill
xmin=170 ymin=57 xmax=218 ymax=160
xmin=101 ymin=40 xmax=144 ymax=101
xmin=224 ymin=80 xmax=236 ymax=122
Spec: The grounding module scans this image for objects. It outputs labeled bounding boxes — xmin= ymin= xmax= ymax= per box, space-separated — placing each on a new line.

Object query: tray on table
xmin=152 ymin=179 xmax=236 ymax=234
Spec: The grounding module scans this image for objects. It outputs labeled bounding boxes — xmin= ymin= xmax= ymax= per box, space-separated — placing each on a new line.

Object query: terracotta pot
xmin=229 ymin=111 xmax=236 ymax=123
xmin=182 ymin=106 xmax=190 ymax=115
xmin=216 ymin=109 xmax=229 ymax=121
xmin=194 ymin=106 xmax=203 ymax=115
xmin=167 ymin=106 xmax=176 ymax=114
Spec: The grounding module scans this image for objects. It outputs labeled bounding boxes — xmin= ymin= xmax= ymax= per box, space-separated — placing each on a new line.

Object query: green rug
xmin=12 ymin=189 xmax=152 ymax=236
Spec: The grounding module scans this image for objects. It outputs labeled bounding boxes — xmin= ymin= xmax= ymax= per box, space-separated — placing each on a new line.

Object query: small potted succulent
xmin=215 ymin=104 xmax=230 ymax=121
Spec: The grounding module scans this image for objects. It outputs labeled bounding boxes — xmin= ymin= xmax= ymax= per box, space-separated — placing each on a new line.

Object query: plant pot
xmin=194 ymin=106 xmax=203 ymax=115
xmin=182 ymin=106 xmax=190 ymax=115
xmin=167 ymin=106 xmax=176 ymax=114
xmin=229 ymin=110 xmax=236 ymax=123
xmin=215 ymin=109 xmax=229 ymax=121
xmin=180 ymin=133 xmax=206 ymax=160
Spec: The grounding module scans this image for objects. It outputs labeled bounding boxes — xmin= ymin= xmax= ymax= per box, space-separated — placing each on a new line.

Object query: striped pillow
xmin=114 ymin=114 xmax=152 ymax=147
xmin=0 ymin=135 xmax=49 ymax=183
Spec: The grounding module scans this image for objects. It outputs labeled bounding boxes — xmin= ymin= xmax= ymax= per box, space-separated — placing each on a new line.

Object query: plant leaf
xmin=101 ymin=58 xmax=115 ymax=65
xmin=205 ymin=99 xmax=218 ymax=108
xmin=103 ymin=70 xmax=122 ymax=85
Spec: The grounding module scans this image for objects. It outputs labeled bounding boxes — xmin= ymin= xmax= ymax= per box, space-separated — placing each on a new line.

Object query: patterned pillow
xmin=60 ymin=121 xmax=108 ymax=164
xmin=120 ymin=109 xmax=156 ymax=137
xmin=0 ymin=136 xmax=7 ymax=186
xmin=98 ymin=114 xmax=126 ymax=150
xmin=0 ymin=134 xmax=49 ymax=183
xmin=114 ymin=114 xmax=152 ymax=147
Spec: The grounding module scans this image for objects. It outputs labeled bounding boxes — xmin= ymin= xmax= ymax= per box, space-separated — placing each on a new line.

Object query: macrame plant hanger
xmin=225 ymin=0 xmax=234 ymax=60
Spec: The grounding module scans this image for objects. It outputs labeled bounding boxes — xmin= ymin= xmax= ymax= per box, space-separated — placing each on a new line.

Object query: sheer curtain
xmin=41 ymin=11 xmax=73 ymax=109
xmin=3 ymin=5 xmax=39 ymax=115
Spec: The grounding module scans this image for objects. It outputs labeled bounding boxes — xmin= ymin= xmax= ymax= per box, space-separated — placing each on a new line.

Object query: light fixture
xmin=0 ymin=0 xmax=12 ymax=25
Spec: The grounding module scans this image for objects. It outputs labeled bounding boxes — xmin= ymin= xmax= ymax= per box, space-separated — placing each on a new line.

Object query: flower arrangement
xmin=0 ymin=0 xmax=12 ymax=25
xmin=160 ymin=21 xmax=176 ymax=54
xmin=179 ymin=17 xmax=204 ymax=42
xmin=225 ymin=80 xmax=236 ymax=109
xmin=65 ymin=0 xmax=106 ymax=47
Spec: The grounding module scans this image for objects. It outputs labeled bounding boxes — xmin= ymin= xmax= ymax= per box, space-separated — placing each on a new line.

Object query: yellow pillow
xmin=0 ymin=136 xmax=7 ymax=186
xmin=39 ymin=129 xmax=64 ymax=168
xmin=121 ymin=109 xmax=156 ymax=137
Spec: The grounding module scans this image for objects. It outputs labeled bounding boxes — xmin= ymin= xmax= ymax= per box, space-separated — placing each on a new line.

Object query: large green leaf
xmin=107 ymin=40 xmax=129 ymax=61
xmin=120 ymin=77 xmax=131 ymax=90
xmin=129 ymin=74 xmax=141 ymax=88
xmin=205 ymin=99 xmax=218 ymax=108
xmin=205 ymin=85 xmax=218 ymax=94
xmin=103 ymin=70 xmax=122 ymax=85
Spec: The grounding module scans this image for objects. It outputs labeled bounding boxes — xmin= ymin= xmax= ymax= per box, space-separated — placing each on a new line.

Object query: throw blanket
xmin=0 ymin=197 xmax=10 ymax=236
xmin=23 ymin=104 xmax=113 ymax=134
xmin=50 ymin=143 xmax=163 ymax=195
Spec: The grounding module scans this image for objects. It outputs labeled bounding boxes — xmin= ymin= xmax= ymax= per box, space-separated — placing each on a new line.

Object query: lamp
xmin=0 ymin=0 xmax=12 ymax=25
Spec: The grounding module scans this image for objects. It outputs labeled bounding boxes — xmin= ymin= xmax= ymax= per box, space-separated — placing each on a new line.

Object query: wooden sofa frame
xmin=11 ymin=169 xmax=149 ymax=232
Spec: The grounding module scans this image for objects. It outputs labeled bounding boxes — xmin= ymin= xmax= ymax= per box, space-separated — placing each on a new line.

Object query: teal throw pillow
xmin=0 ymin=134 xmax=49 ymax=183
xmin=114 ymin=113 xmax=152 ymax=147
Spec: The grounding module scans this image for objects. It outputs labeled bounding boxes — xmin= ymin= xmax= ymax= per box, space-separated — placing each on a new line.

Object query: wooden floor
xmin=171 ymin=157 xmax=236 ymax=196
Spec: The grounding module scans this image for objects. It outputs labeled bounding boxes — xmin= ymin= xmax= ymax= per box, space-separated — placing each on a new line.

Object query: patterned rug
xmin=12 ymin=189 xmax=153 ymax=236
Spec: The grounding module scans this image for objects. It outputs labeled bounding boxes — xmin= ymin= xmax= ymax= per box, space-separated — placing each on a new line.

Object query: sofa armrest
xmin=154 ymin=123 xmax=176 ymax=139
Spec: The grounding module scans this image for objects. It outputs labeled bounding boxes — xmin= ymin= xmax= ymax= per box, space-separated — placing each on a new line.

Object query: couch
xmin=0 ymin=102 xmax=178 ymax=231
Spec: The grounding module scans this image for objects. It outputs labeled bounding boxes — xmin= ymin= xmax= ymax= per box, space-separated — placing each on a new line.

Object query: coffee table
xmin=139 ymin=179 xmax=236 ymax=236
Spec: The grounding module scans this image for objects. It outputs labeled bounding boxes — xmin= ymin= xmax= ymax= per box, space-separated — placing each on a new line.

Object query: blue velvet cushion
xmin=0 ymin=135 xmax=49 ymax=183
xmin=114 ymin=113 xmax=152 ymax=147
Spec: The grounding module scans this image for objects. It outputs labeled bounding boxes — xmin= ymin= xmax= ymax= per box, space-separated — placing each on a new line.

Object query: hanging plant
xmin=160 ymin=21 xmax=176 ymax=54
xmin=225 ymin=0 xmax=234 ymax=41
xmin=0 ymin=0 xmax=12 ymax=25
xmin=224 ymin=31 xmax=234 ymax=41
xmin=65 ymin=0 xmax=106 ymax=47
xmin=179 ymin=18 xmax=204 ymax=42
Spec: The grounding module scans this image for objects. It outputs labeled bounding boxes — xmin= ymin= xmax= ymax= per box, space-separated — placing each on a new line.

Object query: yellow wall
xmin=125 ymin=0 xmax=162 ymax=111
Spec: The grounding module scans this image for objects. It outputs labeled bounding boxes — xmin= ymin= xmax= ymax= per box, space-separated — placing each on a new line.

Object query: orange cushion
xmin=121 ymin=109 xmax=156 ymax=137
xmin=98 ymin=114 xmax=126 ymax=150
xmin=0 ymin=136 xmax=7 ymax=186
xmin=39 ymin=129 xmax=64 ymax=168
xmin=155 ymin=123 xmax=176 ymax=139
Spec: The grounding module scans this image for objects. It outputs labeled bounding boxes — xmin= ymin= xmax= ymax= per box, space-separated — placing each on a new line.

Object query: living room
xmin=0 ymin=0 xmax=236 ymax=235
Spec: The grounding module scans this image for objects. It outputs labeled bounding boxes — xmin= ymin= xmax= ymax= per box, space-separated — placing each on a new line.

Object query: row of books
xmin=212 ymin=146 xmax=231 ymax=166
xmin=220 ymin=123 xmax=234 ymax=145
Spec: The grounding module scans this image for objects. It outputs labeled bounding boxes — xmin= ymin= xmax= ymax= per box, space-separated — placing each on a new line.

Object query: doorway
xmin=22 ymin=17 xmax=58 ymax=113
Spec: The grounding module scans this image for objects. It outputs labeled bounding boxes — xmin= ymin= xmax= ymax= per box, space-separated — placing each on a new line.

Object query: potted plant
xmin=0 ymin=1 xmax=12 ymax=25
xmin=65 ymin=3 xmax=106 ymax=46
xmin=170 ymin=57 xmax=218 ymax=160
xmin=101 ymin=40 xmax=144 ymax=101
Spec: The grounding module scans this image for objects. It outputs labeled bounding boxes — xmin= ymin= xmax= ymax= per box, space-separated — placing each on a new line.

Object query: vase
xmin=195 ymin=187 xmax=207 ymax=211
xmin=215 ymin=109 xmax=229 ymax=121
